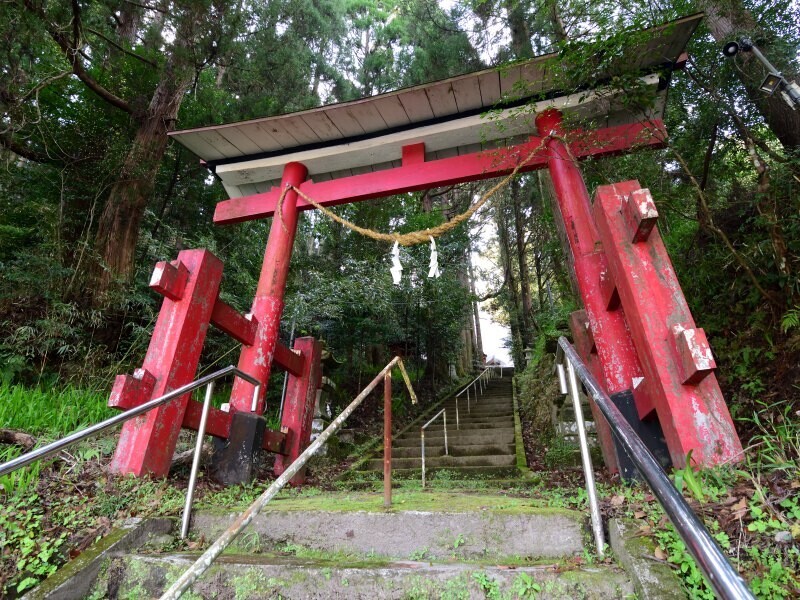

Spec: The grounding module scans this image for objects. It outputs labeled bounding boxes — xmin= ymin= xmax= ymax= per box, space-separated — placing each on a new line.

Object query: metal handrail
xmin=0 ymin=365 xmax=261 ymax=541
xmin=420 ymin=408 xmax=447 ymax=488
xmin=0 ymin=365 xmax=259 ymax=478
xmin=556 ymin=337 xmax=755 ymax=600
xmin=453 ymin=366 xmax=499 ymax=429
xmin=160 ymin=356 xmax=407 ymax=600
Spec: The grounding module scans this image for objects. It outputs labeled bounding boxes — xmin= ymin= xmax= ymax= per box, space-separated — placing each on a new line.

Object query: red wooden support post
xmin=535 ymin=109 xmax=651 ymax=473
xmin=273 ymin=336 xmax=322 ymax=484
xmin=593 ymin=181 xmax=743 ymax=467
xmin=228 ymin=162 xmax=308 ymax=413
xmin=109 ymin=249 xmax=224 ymax=477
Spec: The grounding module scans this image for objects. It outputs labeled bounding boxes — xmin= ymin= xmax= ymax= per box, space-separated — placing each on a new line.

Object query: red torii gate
xmin=107 ymin=13 xmax=742 ymax=484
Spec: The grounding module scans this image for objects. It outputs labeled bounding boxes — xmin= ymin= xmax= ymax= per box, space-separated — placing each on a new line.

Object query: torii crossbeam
xmin=107 ymin=13 xmax=742 ymax=485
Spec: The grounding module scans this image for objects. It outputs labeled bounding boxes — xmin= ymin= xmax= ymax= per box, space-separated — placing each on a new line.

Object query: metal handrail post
xmin=442 ymin=411 xmax=450 ymax=456
xmin=181 ymin=381 xmax=215 ymax=539
xmin=384 ymin=372 xmax=392 ymax=508
xmin=564 ymin=358 xmax=604 ymax=557
xmin=421 ymin=428 xmax=427 ymax=488
xmin=420 ymin=408 xmax=447 ymax=489
xmin=455 ymin=396 xmax=460 ymax=430
xmin=557 ymin=338 xmax=755 ymax=600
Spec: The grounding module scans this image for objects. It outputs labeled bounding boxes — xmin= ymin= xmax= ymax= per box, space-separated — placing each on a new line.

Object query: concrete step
xmin=349 ymin=465 xmax=521 ymax=479
xmin=441 ymin=406 xmax=514 ymax=417
xmin=366 ymin=453 xmax=516 ymax=471
xmin=418 ymin=419 xmax=514 ymax=431
xmin=392 ymin=429 xmax=516 ymax=447
xmin=391 ymin=442 xmax=514 ymax=459
xmin=95 ymin=554 xmax=633 ymax=599
xmin=42 ymin=508 xmax=643 ymax=600
xmin=191 ymin=507 xmax=585 ymax=560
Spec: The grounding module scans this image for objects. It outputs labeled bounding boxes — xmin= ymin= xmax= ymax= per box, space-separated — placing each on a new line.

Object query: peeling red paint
xmin=569 ymin=310 xmax=619 ymax=474
xmin=109 ymin=249 xmax=224 ymax=477
xmin=230 ymin=162 xmax=308 ymax=414
xmin=213 ymin=121 xmax=667 ymax=225
xmin=537 ymin=111 xmax=654 ymax=415
xmin=593 ymin=181 xmax=743 ymax=467
xmin=273 ymin=337 xmax=322 ymax=484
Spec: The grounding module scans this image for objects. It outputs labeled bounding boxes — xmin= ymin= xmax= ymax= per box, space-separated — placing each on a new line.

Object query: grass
xmin=0 ymin=383 xmax=112 ymax=437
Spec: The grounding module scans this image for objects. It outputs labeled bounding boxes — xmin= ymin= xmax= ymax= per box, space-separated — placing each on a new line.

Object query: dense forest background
xmin=0 ymin=0 xmax=798 ymax=426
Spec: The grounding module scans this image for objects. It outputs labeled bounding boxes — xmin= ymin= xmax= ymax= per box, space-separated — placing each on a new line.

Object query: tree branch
xmin=699 ymin=123 xmax=717 ymax=191
xmin=86 ymin=27 xmax=158 ymax=68
xmin=475 ymin=274 xmax=507 ymax=302
xmin=122 ymin=0 xmax=168 ymax=14
xmin=685 ymin=61 xmax=792 ymax=166
xmin=671 ymin=144 xmax=782 ymax=308
xmin=23 ymin=0 xmax=135 ymax=116
xmin=0 ymin=130 xmax=61 ymax=165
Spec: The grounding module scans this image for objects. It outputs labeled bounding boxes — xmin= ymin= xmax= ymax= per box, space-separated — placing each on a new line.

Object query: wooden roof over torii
xmin=170 ymin=13 xmax=702 ymax=224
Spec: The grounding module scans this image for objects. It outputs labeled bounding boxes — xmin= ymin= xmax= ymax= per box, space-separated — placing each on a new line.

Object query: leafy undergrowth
xmin=516 ymin=367 xmax=800 ymax=599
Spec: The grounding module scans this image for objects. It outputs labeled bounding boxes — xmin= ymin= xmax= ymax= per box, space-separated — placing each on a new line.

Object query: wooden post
xmin=384 ymin=372 xmax=392 ymax=508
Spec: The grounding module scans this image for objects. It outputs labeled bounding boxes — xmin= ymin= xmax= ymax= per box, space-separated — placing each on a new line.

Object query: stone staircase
xmin=35 ymin=492 xmax=654 ymax=599
xmin=355 ymin=374 xmax=521 ymax=480
xmin=27 ymin=373 xmax=684 ymax=600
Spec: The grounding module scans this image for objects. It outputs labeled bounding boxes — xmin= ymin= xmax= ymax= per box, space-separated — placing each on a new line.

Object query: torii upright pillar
xmin=212 ymin=162 xmax=321 ymax=483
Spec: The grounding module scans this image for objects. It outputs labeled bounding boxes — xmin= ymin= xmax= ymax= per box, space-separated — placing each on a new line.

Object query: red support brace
xmin=273 ymin=337 xmax=322 ymax=484
xmin=228 ymin=162 xmax=308 ymax=414
xmin=593 ymin=181 xmax=743 ymax=467
xmin=109 ymin=249 xmax=224 ymax=477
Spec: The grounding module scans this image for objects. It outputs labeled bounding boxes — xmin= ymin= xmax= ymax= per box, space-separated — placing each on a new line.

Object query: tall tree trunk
xmin=701 ymin=0 xmax=800 ymax=151
xmin=467 ymin=249 xmax=484 ymax=358
xmin=511 ymin=179 xmax=534 ymax=349
xmin=94 ymin=68 xmax=193 ymax=296
xmin=496 ymin=201 xmax=525 ymax=367
xmin=503 ymin=0 xmax=533 ymax=59
xmin=93 ymin=5 xmax=205 ymax=298
xmin=545 ymin=0 xmax=568 ymax=43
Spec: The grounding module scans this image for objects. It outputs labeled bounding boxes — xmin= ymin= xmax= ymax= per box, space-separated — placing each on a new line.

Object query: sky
xmin=471 ymin=240 xmax=513 ymax=367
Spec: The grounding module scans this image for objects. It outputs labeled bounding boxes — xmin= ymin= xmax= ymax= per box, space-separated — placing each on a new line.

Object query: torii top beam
xmin=169 ymin=14 xmax=702 ymax=224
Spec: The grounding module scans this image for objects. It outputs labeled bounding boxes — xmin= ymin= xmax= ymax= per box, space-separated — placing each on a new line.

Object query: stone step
xmin=441 ymin=405 xmax=514 ymax=416
xmin=391 ymin=429 xmax=516 ymax=447
xmin=191 ymin=508 xmax=585 ymax=560
xmin=418 ymin=418 xmax=514 ymax=431
xmin=391 ymin=442 xmax=514 ymax=459
xmin=349 ymin=465 xmax=521 ymax=479
xmin=366 ymin=453 xmax=516 ymax=471
xmin=95 ymin=554 xmax=633 ymax=599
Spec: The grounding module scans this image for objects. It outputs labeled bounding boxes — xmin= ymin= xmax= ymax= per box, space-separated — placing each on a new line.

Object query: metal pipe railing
xmin=160 ymin=356 xmax=405 ymax=600
xmin=556 ymin=337 xmax=755 ymax=600
xmin=0 ymin=365 xmax=259 ymax=479
xmin=453 ymin=365 xmax=500 ymax=429
xmin=420 ymin=408 xmax=447 ymax=488
xmin=563 ymin=357 xmax=604 ymax=556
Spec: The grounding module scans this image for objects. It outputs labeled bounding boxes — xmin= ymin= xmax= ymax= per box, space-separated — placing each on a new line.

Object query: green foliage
xmin=0 ymin=384 xmax=111 ymax=436
xmin=672 ymin=450 xmax=706 ymax=503
xmin=653 ymin=525 xmax=715 ymax=599
xmin=0 ymin=495 xmax=66 ymax=595
xmin=511 ymin=572 xmax=541 ymax=598
xmin=471 ymin=571 xmax=502 ymax=599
